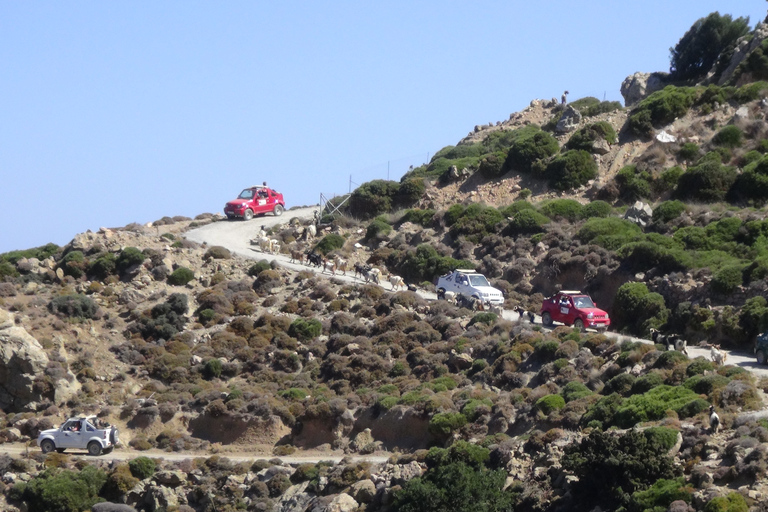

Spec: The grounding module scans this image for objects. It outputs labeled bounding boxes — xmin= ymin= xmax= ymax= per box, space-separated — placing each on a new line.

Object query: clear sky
xmin=1 ymin=1 xmax=766 ymax=253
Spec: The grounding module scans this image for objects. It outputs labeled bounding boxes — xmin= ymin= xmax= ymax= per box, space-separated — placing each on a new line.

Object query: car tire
xmin=110 ymin=428 xmax=119 ymax=446
xmin=40 ymin=439 xmax=55 ymax=454
xmin=273 ymin=204 xmax=284 ymax=216
xmin=542 ymin=312 xmax=553 ymax=327
xmin=87 ymin=441 xmax=102 ymax=456
xmin=56 ymin=448 xmax=66 ymax=453
xmin=574 ymin=319 xmax=585 ymax=332
xmin=758 ymin=350 xmax=767 ymax=365
xmin=437 ymin=288 xmax=446 ymax=300
xmin=243 ymin=209 xmax=254 ymax=221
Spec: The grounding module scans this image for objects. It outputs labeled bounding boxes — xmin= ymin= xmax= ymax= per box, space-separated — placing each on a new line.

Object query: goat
xmin=321 ymin=258 xmax=336 ymax=275
xmin=711 ymin=345 xmax=727 ymax=365
xmin=487 ymin=302 xmax=503 ymax=315
xmin=456 ymin=294 xmax=479 ymax=311
xmin=650 ymin=328 xmax=688 ymax=354
xmin=303 ymin=224 xmax=317 ymax=241
xmin=513 ymin=306 xmax=536 ymax=323
xmin=290 ymin=248 xmax=304 ymax=264
xmin=709 ymin=405 xmax=720 ymax=434
xmin=354 ymin=262 xmax=371 ymax=279
xmin=443 ymin=291 xmax=457 ymax=304
xmin=306 ymin=251 xmax=323 ymax=267
xmin=333 ymin=256 xmax=348 ymax=276
xmin=363 ymin=267 xmax=381 ymax=285
xmin=389 ymin=275 xmax=406 ymax=291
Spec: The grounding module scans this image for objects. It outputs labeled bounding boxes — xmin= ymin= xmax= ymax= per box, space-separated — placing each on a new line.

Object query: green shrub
xmin=615 ymin=165 xmax=652 ymax=201
xmin=468 ymin=312 xmax=497 ymax=326
xmin=0 ymin=243 xmax=59 ymax=266
xmin=203 ymin=359 xmax=223 ymax=380
xmin=604 ymin=373 xmax=637 ymax=396
xmin=684 ymin=374 xmax=729 ymax=395
xmin=478 ymin=151 xmax=508 ymax=179
xmin=669 ymin=13 xmax=749 ymax=82
xmin=48 ymin=294 xmax=99 ymax=319
xmin=203 ymin=246 xmax=232 ymax=260
xmin=397 ymin=178 xmax=426 ymax=207
xmin=128 ymin=456 xmax=156 ymax=480
xmin=627 ymin=477 xmax=691 ymax=512
xmin=247 ymin=260 xmax=272 ymax=277
xmin=506 ymin=209 xmax=550 ymax=235
xmin=678 ymin=142 xmax=700 ymax=161
xmin=712 ymin=125 xmax=743 ymax=148
xmin=449 ymin=204 xmax=505 ymax=240
xmin=562 ymin=429 xmax=678 ymax=512
xmin=643 ymin=426 xmax=679 ymax=451
xmin=536 ymin=394 xmax=566 ymax=414
xmin=349 ymin=179 xmax=401 ymax=219
xmin=314 ymin=233 xmax=345 ymax=255
xmin=428 ymin=412 xmax=467 ymax=440
xmin=658 ymin=166 xmax=684 ymax=191
xmin=569 ymin=97 xmax=623 ymax=117
xmin=711 ymin=264 xmax=744 ymax=294
xmin=582 ymin=200 xmax=612 ymax=218
xmin=613 ymin=385 xmax=705 ymax=428
xmin=565 ymin=122 xmax=617 ymax=152
xmin=288 ymin=318 xmax=322 ymax=341
xmin=401 ymin=208 xmax=435 ymax=227
xmin=116 ymin=247 xmax=146 ymax=274
xmin=578 ymin=217 xmax=643 ymax=250
xmin=652 ymin=200 xmax=686 ymax=224
xmin=730 ymin=154 xmax=768 ymax=203
xmin=561 ymin=381 xmax=593 ymax=402
xmin=628 ymin=86 xmax=697 ymax=137
xmin=60 ymin=250 xmax=86 ymax=278
xmin=617 ymin=242 xmax=690 ymax=274
xmin=461 ymin=399 xmax=493 ymax=421
xmin=676 ymin=155 xmax=737 ymax=202
xmin=502 ymin=125 xmax=560 ymax=174
xmin=544 ymin=150 xmax=598 ymax=190
xmin=13 ymin=466 xmax=107 ymax=512
xmin=88 ymin=253 xmax=116 ymax=280
xmin=540 ymin=199 xmax=584 ymax=221
xmin=703 ymin=492 xmax=748 ymax=512
xmin=631 ymin=373 xmax=664 ymax=395
xmin=167 ymin=266 xmax=194 ymax=286
xmin=398 ymin=244 xmax=474 ymax=283
xmin=137 ymin=293 xmax=188 ymax=341
xmin=685 ymin=358 xmax=715 ymax=377
xmin=366 ymin=218 xmax=392 ymax=240
xmin=732 ymin=81 xmax=768 ymax=103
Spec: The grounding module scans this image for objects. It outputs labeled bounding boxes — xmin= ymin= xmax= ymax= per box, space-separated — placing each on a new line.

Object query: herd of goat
xmin=250 ymin=226 xmax=732 ymax=368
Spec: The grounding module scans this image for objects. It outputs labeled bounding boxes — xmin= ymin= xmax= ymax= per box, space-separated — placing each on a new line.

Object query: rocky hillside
xmin=4 ymin=10 xmax=768 ymax=512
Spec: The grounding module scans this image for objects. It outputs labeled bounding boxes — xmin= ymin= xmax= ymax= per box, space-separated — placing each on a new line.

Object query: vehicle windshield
xmin=468 ymin=275 xmax=490 ymax=287
xmin=238 ymin=189 xmax=254 ymax=200
xmin=572 ymin=296 xmax=595 ymax=308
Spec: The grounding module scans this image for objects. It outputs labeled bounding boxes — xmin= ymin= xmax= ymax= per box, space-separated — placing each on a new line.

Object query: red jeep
xmin=224 ymin=186 xmax=285 ymax=220
xmin=540 ymin=291 xmax=610 ymax=332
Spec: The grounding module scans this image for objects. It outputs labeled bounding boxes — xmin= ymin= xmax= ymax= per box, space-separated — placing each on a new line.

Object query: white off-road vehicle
xmin=436 ymin=269 xmax=504 ymax=304
xmin=37 ymin=416 xmax=119 ymax=456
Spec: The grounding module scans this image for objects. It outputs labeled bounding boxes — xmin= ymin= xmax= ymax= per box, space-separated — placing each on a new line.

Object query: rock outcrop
xmin=0 ymin=309 xmax=79 ymax=411
xmin=717 ymin=23 xmax=768 ymax=85
xmin=620 ymin=72 xmax=668 ymax=107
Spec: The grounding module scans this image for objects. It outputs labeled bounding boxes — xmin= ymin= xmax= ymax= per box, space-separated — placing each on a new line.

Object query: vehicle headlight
xmin=588 ymin=312 xmax=594 ymax=318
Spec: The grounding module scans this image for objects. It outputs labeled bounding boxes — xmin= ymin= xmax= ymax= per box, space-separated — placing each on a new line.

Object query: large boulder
xmin=0 ymin=309 xmax=80 ymax=411
xmin=620 ymin=72 xmax=668 ymax=107
xmin=555 ymin=106 xmax=582 ymax=133
xmin=624 ymin=201 xmax=653 ymax=228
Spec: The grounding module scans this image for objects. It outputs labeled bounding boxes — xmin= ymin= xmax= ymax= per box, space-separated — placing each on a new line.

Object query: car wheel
xmin=40 ymin=439 xmax=55 ymax=454
xmin=87 ymin=441 xmax=102 ymax=456
xmin=243 ymin=209 xmax=254 ymax=221
xmin=542 ymin=312 xmax=553 ymax=327
xmin=110 ymin=428 xmax=119 ymax=446
xmin=574 ymin=319 xmax=585 ymax=332
xmin=273 ymin=204 xmax=284 ymax=216
xmin=56 ymin=448 xmax=66 ymax=453
xmin=758 ymin=350 xmax=767 ymax=365
xmin=437 ymin=288 xmax=446 ymax=300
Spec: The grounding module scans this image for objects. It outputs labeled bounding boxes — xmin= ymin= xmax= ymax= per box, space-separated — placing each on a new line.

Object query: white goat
xmin=711 ymin=345 xmax=727 ymax=365
xmin=333 ymin=256 xmax=348 ymax=276
xmin=709 ymin=405 xmax=720 ymax=434
xmin=364 ymin=267 xmax=381 ymax=284
xmin=389 ymin=275 xmax=406 ymax=291
xmin=443 ymin=291 xmax=457 ymax=304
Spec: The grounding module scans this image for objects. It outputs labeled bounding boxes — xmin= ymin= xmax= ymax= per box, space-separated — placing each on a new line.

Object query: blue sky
xmin=1 ymin=1 xmax=765 ymax=253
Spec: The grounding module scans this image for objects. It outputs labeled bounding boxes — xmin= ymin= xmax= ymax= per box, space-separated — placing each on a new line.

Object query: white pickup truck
xmin=436 ymin=269 xmax=504 ymax=305
xmin=37 ymin=416 xmax=119 ymax=456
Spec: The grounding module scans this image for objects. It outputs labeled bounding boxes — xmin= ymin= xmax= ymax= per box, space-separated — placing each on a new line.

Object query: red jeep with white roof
xmin=540 ymin=290 xmax=610 ymax=332
xmin=224 ymin=185 xmax=285 ymax=220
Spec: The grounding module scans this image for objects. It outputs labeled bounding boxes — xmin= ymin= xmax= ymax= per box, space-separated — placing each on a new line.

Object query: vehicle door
xmin=58 ymin=420 xmax=84 ymax=448
xmin=555 ymin=296 xmax=574 ymax=324
xmin=456 ymin=274 xmax=470 ymax=295
xmin=254 ymin=188 xmax=270 ymax=214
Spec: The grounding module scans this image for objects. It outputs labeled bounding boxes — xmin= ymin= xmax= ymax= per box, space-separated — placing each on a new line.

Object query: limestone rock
xmin=592 ymin=138 xmax=611 ymax=155
xmin=717 ymin=23 xmax=768 ymax=85
xmin=154 ymin=471 xmax=186 ymax=487
xmin=350 ymin=480 xmax=376 ymax=503
xmin=92 ymin=504 xmax=138 ymax=512
xmin=0 ymin=310 xmax=52 ymax=410
xmin=350 ymin=428 xmax=375 ymax=453
xmin=275 ymin=481 xmax=313 ymax=512
xmin=620 ymin=71 xmax=668 ymax=106
xmin=624 ymin=201 xmax=653 ymax=227
xmin=555 ymin=106 xmax=582 ymax=133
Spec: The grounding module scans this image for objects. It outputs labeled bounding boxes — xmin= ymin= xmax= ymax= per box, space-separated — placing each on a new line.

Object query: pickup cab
xmin=436 ymin=269 xmax=504 ymax=305
xmin=224 ymin=185 xmax=285 ymax=220
xmin=540 ymin=291 xmax=610 ymax=332
xmin=37 ymin=416 xmax=119 ymax=456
